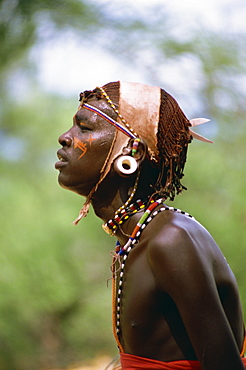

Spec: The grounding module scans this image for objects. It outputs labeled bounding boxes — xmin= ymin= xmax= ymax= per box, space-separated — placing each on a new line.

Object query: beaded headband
xmin=82 ymin=103 xmax=137 ymax=139
xmin=83 ymin=94 xmax=213 ymax=145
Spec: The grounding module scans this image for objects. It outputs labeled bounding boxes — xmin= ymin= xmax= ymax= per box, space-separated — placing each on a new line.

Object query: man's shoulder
xmin=145 ymin=209 xmax=216 ymax=274
xmin=145 ymin=208 xmax=207 ymax=251
xmin=142 ymin=210 xmax=221 ymax=297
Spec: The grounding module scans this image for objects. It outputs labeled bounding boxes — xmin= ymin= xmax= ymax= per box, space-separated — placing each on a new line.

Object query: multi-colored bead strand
xmin=115 ymin=169 xmax=141 ymax=215
xmin=112 ymin=199 xmax=194 ymax=349
xmin=118 ymin=198 xmax=163 ymax=256
xmin=103 ymin=198 xmax=147 ymax=236
xmin=98 ymin=86 xmax=139 ymax=139
xmin=131 ymin=138 xmax=141 ymax=157
xmin=102 ymin=170 xmax=142 ymax=235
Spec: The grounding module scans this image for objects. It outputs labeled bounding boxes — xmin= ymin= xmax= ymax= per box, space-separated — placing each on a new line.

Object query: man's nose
xmin=58 ymin=130 xmax=73 ymax=147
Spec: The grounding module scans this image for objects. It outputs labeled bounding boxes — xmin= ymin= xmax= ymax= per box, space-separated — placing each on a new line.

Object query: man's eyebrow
xmin=76 ymin=119 xmax=86 ymax=126
xmin=74 ymin=114 xmax=88 ymax=126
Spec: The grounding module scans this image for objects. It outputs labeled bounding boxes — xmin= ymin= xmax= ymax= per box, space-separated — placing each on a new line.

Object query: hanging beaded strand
xmin=102 ymin=139 xmax=144 ymax=235
xmin=97 ymin=86 xmax=139 ymax=139
xmin=102 ymin=169 xmax=142 ymax=235
xmin=114 ymin=139 xmax=142 ymax=218
xmin=112 ymin=200 xmax=194 ymax=347
xmin=116 ymin=169 xmax=140 ymax=214
xmin=95 ymin=88 xmax=145 ymax=236
xmin=82 ymin=103 xmax=136 ymax=139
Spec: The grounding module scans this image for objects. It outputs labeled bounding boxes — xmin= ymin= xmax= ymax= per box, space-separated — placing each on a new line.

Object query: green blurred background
xmin=0 ymin=0 xmax=246 ymax=368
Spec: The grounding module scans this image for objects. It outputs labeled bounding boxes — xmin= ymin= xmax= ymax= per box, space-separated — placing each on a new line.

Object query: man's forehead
xmin=75 ymin=100 xmax=111 ymax=121
xmin=74 ymin=107 xmax=98 ymax=123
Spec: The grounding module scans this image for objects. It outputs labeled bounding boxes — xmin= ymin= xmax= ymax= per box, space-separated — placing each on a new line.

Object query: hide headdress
xmin=74 ymin=81 xmax=212 ymax=224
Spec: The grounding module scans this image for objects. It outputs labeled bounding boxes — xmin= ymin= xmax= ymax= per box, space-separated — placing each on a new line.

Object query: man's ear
xmin=114 ymin=139 xmax=147 ymax=177
xmin=122 ymin=138 xmax=147 ymax=164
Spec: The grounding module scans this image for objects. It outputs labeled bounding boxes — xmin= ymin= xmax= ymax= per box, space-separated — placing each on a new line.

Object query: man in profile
xmin=55 ymin=81 xmax=246 ymax=369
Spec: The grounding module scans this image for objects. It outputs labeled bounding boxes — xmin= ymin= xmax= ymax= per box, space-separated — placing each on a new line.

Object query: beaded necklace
xmin=102 ymin=198 xmax=148 ymax=235
xmin=112 ymin=198 xmax=194 ymax=352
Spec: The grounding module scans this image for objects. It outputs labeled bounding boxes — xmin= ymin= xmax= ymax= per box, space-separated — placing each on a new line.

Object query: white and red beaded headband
xmin=82 ymin=84 xmax=213 ymax=149
xmin=82 ymin=103 xmax=137 ymax=139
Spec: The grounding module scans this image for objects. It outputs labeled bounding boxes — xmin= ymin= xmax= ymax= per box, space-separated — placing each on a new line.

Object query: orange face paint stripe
xmin=74 ymin=137 xmax=88 ymax=159
xmin=86 ymin=135 xmax=96 ymax=146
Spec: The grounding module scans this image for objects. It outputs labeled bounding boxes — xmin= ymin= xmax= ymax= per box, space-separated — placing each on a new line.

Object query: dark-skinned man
xmin=55 ymin=81 xmax=246 ymax=370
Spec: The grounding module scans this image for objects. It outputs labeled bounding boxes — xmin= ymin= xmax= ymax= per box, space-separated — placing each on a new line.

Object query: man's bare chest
xmin=113 ymin=249 xmax=196 ymax=359
xmin=114 ymin=249 xmax=169 ymax=351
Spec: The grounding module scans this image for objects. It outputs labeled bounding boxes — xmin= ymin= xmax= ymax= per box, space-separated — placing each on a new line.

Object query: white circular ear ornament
xmin=115 ymin=155 xmax=138 ymax=175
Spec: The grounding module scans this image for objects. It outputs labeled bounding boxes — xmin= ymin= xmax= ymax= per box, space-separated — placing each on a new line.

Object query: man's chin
xmin=58 ymin=178 xmax=75 ymax=192
xmin=57 ymin=174 xmax=73 ymax=191
xmin=57 ymin=177 xmax=88 ymax=197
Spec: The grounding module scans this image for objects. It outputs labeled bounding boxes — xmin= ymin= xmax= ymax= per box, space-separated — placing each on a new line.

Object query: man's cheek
xmin=73 ymin=135 xmax=96 ymax=159
xmin=74 ymin=137 xmax=88 ymax=159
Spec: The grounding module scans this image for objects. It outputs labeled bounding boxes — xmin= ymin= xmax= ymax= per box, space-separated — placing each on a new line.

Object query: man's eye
xmin=78 ymin=121 xmax=91 ymax=130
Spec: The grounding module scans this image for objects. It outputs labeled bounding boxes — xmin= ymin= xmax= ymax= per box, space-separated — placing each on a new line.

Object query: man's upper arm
xmin=147 ymin=223 xmax=244 ymax=370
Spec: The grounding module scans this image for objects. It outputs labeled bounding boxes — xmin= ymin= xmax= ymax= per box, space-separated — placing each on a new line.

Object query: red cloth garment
xmin=120 ymin=353 xmax=246 ymax=369
xmin=120 ymin=353 xmax=201 ymax=370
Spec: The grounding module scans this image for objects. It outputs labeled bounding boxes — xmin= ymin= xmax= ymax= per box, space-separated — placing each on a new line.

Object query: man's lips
xmin=55 ymin=149 xmax=68 ymax=169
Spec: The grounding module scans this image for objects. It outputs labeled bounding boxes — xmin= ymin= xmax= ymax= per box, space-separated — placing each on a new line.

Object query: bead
xmin=83 ymin=103 xmax=136 ymax=139
xmin=98 ymin=87 xmax=138 ymax=137
xmin=102 ymin=195 xmax=148 ymax=235
xmin=112 ymin=198 xmax=194 ymax=341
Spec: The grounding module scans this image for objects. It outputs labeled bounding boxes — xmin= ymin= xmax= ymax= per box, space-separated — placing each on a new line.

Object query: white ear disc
xmin=115 ymin=155 xmax=138 ymax=175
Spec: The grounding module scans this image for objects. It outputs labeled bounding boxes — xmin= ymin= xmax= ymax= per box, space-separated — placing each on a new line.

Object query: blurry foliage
xmin=0 ymin=0 xmax=246 ymax=369
xmin=0 ymin=0 xmax=102 ymax=73
xmin=0 ymin=93 xmax=115 ymax=369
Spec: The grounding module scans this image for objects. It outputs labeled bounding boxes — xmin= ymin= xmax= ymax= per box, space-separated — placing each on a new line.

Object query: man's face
xmin=55 ymin=99 xmax=116 ymax=196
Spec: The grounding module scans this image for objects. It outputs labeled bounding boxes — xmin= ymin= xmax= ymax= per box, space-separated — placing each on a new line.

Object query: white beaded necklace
xmin=112 ymin=199 xmax=194 ymax=351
